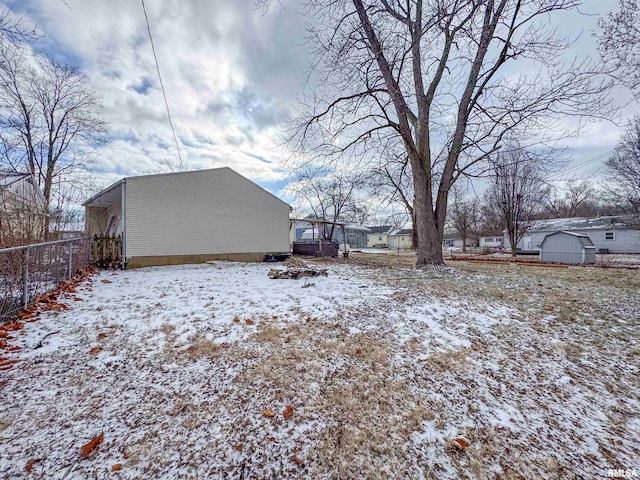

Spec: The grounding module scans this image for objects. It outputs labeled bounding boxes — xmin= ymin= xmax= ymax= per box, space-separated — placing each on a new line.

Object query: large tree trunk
xmin=412 ymin=163 xmax=444 ymax=266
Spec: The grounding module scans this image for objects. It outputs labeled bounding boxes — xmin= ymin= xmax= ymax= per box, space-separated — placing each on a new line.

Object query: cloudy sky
xmin=1 ymin=0 xmax=638 ymax=201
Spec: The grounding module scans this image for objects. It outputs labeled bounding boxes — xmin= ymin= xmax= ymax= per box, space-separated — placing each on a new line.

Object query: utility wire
xmin=141 ymin=0 xmax=185 ymax=171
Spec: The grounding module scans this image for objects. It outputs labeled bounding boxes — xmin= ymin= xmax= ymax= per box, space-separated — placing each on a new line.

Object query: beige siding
xmin=124 ymin=168 xmax=290 ymax=258
xmin=85 ymin=202 xmax=122 ymax=237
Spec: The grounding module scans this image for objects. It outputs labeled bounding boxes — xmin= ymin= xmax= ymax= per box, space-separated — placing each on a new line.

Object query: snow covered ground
xmin=0 ymin=260 xmax=638 ymax=479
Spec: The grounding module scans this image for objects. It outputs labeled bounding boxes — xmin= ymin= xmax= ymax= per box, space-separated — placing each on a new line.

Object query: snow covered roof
xmin=367 ymin=225 xmax=394 ymax=234
xmin=390 ymin=228 xmax=412 ymax=235
xmin=527 ymin=215 xmax=639 ymax=232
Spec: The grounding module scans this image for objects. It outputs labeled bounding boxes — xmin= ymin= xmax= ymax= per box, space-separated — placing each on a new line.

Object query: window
xmin=378 ymin=235 xmax=382 ymax=241
xmin=605 ymin=231 xmax=615 ymax=240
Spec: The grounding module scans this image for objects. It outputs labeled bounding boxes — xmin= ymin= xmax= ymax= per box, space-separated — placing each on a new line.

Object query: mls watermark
xmin=608 ymin=469 xmax=638 ymax=478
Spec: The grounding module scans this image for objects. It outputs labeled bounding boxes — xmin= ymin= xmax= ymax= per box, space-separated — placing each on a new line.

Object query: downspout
xmin=121 ymin=179 xmax=127 ymax=270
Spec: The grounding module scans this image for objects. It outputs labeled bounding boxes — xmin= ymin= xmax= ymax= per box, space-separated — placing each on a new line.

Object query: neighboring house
xmin=539 ymin=231 xmax=596 ymax=265
xmin=366 ymin=225 xmax=395 ymax=248
xmin=295 ymin=219 xmax=371 ymax=248
xmin=388 ymin=228 xmax=413 ymax=249
xmin=442 ymin=233 xmax=478 ymax=249
xmin=0 ymin=171 xmax=47 ymax=246
xmin=83 ymin=168 xmax=291 ymax=268
xmin=478 ymin=234 xmax=504 ymax=249
xmin=504 ymin=215 xmax=640 ymax=254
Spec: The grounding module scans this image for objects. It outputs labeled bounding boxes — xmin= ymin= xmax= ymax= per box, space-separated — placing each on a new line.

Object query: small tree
xmin=484 ymin=147 xmax=547 ymax=256
xmin=287 ymin=165 xmax=367 ymax=240
xmin=605 ymin=116 xmax=640 ymax=213
xmin=448 ymin=186 xmax=479 ymax=253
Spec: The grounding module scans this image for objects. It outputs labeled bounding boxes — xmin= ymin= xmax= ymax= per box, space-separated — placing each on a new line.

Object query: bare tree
xmin=287 ymin=165 xmax=368 ymax=240
xmin=448 ymin=185 xmax=479 ymax=253
xmin=0 ymin=9 xmax=39 ymax=43
xmin=605 ymin=116 xmax=640 ymax=213
xmin=286 ymin=0 xmax=612 ymax=266
xmin=484 ymin=147 xmax=547 ymax=257
xmin=0 ymin=40 xmax=105 ymax=239
xmin=544 ymin=180 xmax=599 ymax=218
xmin=598 ymin=0 xmax=640 ymax=97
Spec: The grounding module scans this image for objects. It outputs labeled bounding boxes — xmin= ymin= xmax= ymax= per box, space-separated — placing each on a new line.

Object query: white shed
xmin=84 ymin=168 xmax=291 ymax=268
xmin=539 ymin=231 xmax=596 ymax=265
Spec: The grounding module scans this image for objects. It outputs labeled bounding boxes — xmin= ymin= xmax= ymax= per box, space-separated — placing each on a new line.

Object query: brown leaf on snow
xmin=262 ymin=408 xmax=276 ymax=418
xmin=232 ymin=316 xmax=240 ymax=323
xmin=282 ymin=405 xmax=294 ymax=420
xmin=232 ymin=444 xmax=243 ymax=452
xmin=451 ymin=438 xmax=469 ymax=450
xmin=89 ymin=346 xmax=102 ymax=355
xmin=97 ymin=333 xmax=107 ymax=340
xmin=0 ymin=330 xmax=7 ymax=338
xmin=25 ymin=459 xmax=36 ymax=473
xmin=245 ymin=319 xmax=254 ymax=325
xmin=111 ymin=463 xmax=123 ymax=471
xmin=80 ymin=432 xmax=104 ymax=458
xmin=101 ymin=279 xmax=113 ymax=284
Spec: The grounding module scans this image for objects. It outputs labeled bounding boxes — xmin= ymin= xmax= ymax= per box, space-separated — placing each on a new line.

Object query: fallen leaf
xmin=232 ymin=444 xmax=243 ymax=452
xmin=80 ymin=432 xmax=104 ymax=458
xmin=25 ymin=459 xmax=36 ymax=473
xmin=97 ymin=333 xmax=107 ymax=340
xmin=89 ymin=346 xmax=102 ymax=355
xmin=7 ymin=346 xmax=21 ymax=352
xmin=0 ymin=330 xmax=7 ymax=338
xmin=232 ymin=316 xmax=240 ymax=323
xmin=245 ymin=319 xmax=254 ymax=325
xmin=292 ymin=452 xmax=303 ymax=465
xmin=283 ymin=405 xmax=294 ymax=420
xmin=0 ymin=339 xmax=6 ymax=348
xmin=111 ymin=464 xmax=123 ymax=471
xmin=101 ymin=279 xmax=113 ymax=284
xmin=262 ymin=408 xmax=276 ymax=418
xmin=451 ymin=438 xmax=469 ymax=450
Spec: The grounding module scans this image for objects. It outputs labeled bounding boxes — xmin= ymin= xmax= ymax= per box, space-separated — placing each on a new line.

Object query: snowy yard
xmin=1 ymin=258 xmax=638 ymax=479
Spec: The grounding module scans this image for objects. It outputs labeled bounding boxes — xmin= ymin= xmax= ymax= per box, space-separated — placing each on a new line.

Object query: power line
xmin=140 ymin=0 xmax=185 ymax=171
xmin=546 ymin=150 xmax=613 ymax=181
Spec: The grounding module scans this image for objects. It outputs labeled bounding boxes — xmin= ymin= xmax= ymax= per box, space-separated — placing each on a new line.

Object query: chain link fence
xmin=0 ymin=237 xmax=91 ymax=323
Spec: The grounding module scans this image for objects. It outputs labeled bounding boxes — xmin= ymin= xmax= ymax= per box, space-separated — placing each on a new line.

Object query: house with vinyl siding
xmin=503 ymin=215 xmax=640 ymax=254
xmin=0 ymin=171 xmax=47 ymax=246
xmin=83 ymin=168 xmax=291 ymax=268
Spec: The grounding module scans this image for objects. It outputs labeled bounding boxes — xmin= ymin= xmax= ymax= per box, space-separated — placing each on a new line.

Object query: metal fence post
xmin=68 ymin=241 xmax=73 ymax=279
xmin=22 ymin=247 xmax=30 ymax=309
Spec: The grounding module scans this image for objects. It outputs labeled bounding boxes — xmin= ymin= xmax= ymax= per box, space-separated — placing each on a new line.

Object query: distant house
xmin=83 ymin=167 xmax=291 ymax=268
xmin=504 ymin=215 xmax=640 ymax=254
xmin=478 ymin=234 xmax=504 ymax=250
xmin=388 ymin=228 xmax=413 ymax=249
xmin=366 ymin=225 xmax=395 ymax=248
xmin=294 ymin=218 xmax=371 ymax=248
xmin=539 ymin=231 xmax=596 ymax=265
xmin=442 ymin=233 xmax=478 ymax=249
xmin=0 ymin=171 xmax=47 ymax=246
